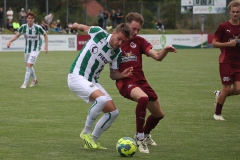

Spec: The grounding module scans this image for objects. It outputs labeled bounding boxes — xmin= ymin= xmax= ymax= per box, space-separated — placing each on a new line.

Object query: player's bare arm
xmin=71 ymin=23 xmax=90 ymax=34
xmin=148 ymin=46 xmax=177 ymax=61
xmin=7 ymin=33 xmax=21 ymax=48
xmin=44 ymin=33 xmax=48 ymax=54
xmin=212 ymin=38 xmax=237 ymax=48
xmin=110 ymin=67 xmax=133 ymax=80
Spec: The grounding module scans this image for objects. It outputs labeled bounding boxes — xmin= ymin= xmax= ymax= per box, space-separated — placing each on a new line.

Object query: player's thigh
xmin=26 ymin=51 xmax=40 ymax=64
xmin=233 ymin=73 xmax=240 ymax=94
xmin=130 ymin=87 xmax=148 ymax=101
xmin=147 ymin=100 xmax=164 ymax=117
xmin=68 ymin=74 xmax=100 ymax=103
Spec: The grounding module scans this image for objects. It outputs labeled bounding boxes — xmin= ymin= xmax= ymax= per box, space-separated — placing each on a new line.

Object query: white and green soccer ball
xmin=116 ymin=137 xmax=137 ymax=157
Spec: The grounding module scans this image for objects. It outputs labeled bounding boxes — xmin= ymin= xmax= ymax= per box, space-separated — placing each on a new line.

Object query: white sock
xmin=137 ymin=132 xmax=144 ymax=140
xmin=30 ymin=67 xmax=36 ymax=81
xmin=92 ymin=109 xmax=119 ymax=142
xmin=84 ymin=96 xmax=107 ymax=134
xmin=23 ymin=67 xmax=31 ymax=84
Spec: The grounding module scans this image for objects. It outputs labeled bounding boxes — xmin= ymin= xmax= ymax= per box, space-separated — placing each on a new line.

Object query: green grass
xmin=0 ymin=49 xmax=239 ymax=160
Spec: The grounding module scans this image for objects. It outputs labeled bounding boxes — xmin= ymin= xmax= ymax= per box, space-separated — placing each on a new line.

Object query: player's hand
xmin=44 ymin=45 xmax=48 ymax=54
xmin=164 ymin=46 xmax=177 ymax=53
xmin=121 ymin=67 xmax=133 ymax=77
xmin=7 ymin=42 xmax=11 ymax=48
xmin=229 ymin=39 xmax=237 ymax=47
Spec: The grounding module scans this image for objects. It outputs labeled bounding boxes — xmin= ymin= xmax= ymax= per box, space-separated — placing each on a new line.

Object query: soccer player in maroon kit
xmin=212 ymin=0 xmax=240 ymax=121
xmin=110 ymin=12 xmax=177 ymax=153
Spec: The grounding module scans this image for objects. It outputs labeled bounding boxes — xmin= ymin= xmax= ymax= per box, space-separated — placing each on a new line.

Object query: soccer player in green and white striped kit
xmin=7 ymin=12 xmax=48 ymax=88
xmin=68 ymin=22 xmax=133 ymax=149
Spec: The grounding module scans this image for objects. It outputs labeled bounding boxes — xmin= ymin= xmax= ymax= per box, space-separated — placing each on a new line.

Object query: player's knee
xmin=138 ymin=97 xmax=149 ymax=106
xmin=89 ymin=96 xmax=108 ymax=119
xmin=95 ymin=96 xmax=108 ymax=106
xmin=110 ymin=109 xmax=119 ymax=119
xmin=234 ymin=88 xmax=240 ymax=95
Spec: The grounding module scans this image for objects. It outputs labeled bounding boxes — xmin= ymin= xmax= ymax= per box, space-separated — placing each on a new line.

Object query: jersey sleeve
xmin=18 ymin=25 xmax=25 ymax=34
xmin=214 ymin=24 xmax=224 ymax=42
xmin=138 ymin=36 xmax=153 ymax=56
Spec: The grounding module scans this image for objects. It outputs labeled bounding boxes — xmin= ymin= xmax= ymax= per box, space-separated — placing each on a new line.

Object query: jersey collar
xmin=106 ymin=34 xmax=113 ymax=49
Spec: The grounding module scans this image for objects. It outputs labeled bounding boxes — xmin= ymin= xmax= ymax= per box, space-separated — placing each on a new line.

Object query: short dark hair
xmin=115 ymin=23 xmax=131 ymax=39
xmin=26 ymin=12 xmax=36 ymax=18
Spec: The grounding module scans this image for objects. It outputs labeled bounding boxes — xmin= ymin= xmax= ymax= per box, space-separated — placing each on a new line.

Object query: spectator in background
xmin=110 ymin=9 xmax=117 ymax=29
xmin=13 ymin=19 xmax=20 ymax=33
xmin=0 ymin=7 xmax=4 ymax=31
xmin=64 ymin=22 xmax=70 ymax=34
xmin=44 ymin=12 xmax=54 ymax=31
xmin=27 ymin=9 xmax=31 ymax=14
xmin=116 ymin=9 xmax=123 ymax=25
xmin=103 ymin=9 xmax=108 ymax=30
xmin=156 ymin=19 xmax=165 ymax=32
xmin=6 ymin=7 xmax=13 ymax=22
xmin=6 ymin=19 xmax=13 ymax=31
xmin=56 ymin=19 xmax=61 ymax=32
xmin=40 ymin=20 xmax=48 ymax=31
xmin=97 ymin=10 xmax=103 ymax=28
xmin=19 ymin=8 xmax=27 ymax=25
xmin=51 ymin=21 xmax=58 ymax=32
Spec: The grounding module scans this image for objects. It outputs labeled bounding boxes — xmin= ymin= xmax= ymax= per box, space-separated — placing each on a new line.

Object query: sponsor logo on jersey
xmin=130 ymin=42 xmax=136 ymax=48
xmin=122 ymin=51 xmax=137 ymax=62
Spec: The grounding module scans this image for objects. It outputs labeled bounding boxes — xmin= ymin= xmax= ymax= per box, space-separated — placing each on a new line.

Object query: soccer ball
xmin=116 ymin=137 xmax=137 ymax=157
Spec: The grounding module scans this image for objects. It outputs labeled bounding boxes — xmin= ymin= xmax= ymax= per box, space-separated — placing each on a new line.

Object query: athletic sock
xmin=144 ymin=115 xmax=163 ymax=134
xmin=135 ymin=97 xmax=149 ymax=133
xmin=30 ymin=67 xmax=37 ymax=81
xmin=92 ymin=109 xmax=119 ymax=142
xmin=23 ymin=67 xmax=31 ymax=84
xmin=215 ymin=103 xmax=223 ymax=115
xmin=84 ymin=96 xmax=107 ymax=134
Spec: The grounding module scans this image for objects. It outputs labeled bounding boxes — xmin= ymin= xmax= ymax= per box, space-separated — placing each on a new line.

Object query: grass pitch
xmin=0 ymin=49 xmax=239 ymax=160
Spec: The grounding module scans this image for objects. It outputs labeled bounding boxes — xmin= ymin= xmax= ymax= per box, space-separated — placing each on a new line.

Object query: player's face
xmin=110 ymin=32 xmax=129 ymax=49
xmin=26 ymin=15 xmax=35 ymax=26
xmin=229 ymin=6 xmax=240 ymax=21
xmin=128 ymin=20 xmax=142 ymax=39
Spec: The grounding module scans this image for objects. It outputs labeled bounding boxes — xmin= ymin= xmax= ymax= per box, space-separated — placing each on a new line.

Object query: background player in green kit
xmin=7 ymin=12 xmax=48 ymax=89
xmin=68 ymin=23 xmax=133 ymax=149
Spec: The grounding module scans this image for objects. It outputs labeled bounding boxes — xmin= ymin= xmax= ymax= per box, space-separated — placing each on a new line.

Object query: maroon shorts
xmin=118 ymin=81 xmax=158 ymax=101
xmin=219 ymin=63 xmax=240 ymax=85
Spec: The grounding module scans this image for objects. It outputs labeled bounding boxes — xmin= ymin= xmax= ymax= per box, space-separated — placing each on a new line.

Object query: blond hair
xmin=228 ymin=0 xmax=240 ymax=11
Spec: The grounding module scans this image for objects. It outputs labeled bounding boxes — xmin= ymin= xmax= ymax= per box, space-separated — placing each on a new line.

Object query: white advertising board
xmin=139 ymin=34 xmax=208 ymax=49
xmin=0 ymin=35 xmax=76 ymax=52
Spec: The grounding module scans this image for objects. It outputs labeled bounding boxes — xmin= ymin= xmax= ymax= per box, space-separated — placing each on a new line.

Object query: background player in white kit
xmin=68 ymin=23 xmax=133 ymax=149
xmin=7 ymin=12 xmax=48 ymax=89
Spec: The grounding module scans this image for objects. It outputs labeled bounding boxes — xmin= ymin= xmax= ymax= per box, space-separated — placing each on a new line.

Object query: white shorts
xmin=24 ymin=51 xmax=40 ymax=64
xmin=67 ymin=73 xmax=112 ymax=103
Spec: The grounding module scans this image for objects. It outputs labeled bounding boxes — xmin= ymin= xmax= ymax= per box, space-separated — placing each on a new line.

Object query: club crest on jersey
xmin=124 ymin=51 xmax=132 ymax=57
xmin=90 ymin=44 xmax=98 ymax=54
xmin=130 ymin=42 xmax=136 ymax=48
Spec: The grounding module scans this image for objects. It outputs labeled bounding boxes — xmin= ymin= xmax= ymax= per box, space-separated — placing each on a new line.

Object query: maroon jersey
xmin=116 ymin=36 xmax=152 ymax=90
xmin=214 ymin=21 xmax=240 ymax=64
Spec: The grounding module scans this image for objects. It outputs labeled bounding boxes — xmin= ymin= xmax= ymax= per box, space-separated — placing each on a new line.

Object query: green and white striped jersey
xmin=69 ymin=26 xmax=122 ymax=83
xmin=18 ymin=23 xmax=46 ymax=53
